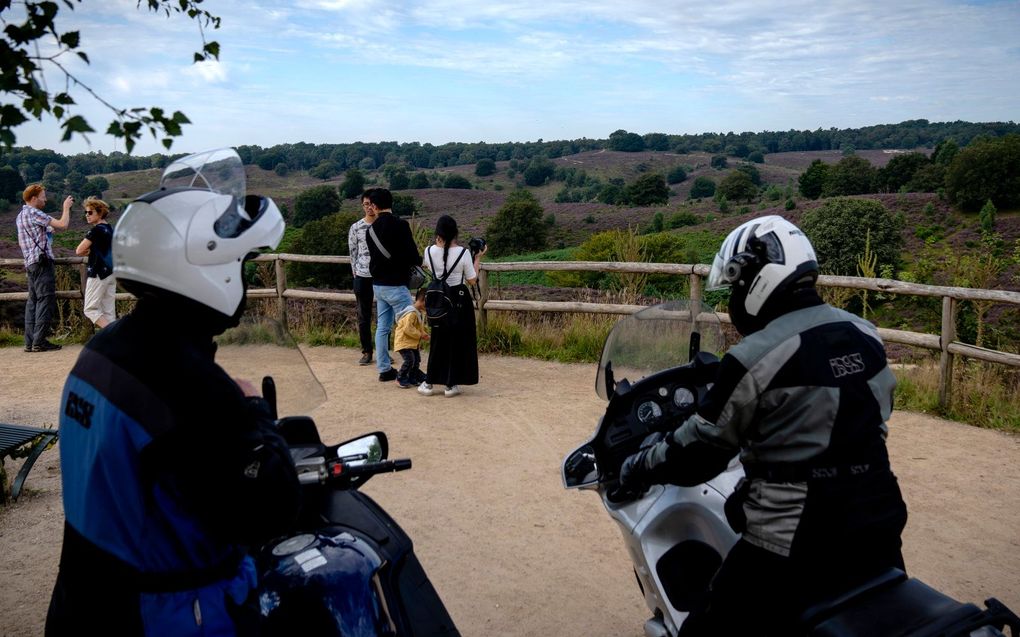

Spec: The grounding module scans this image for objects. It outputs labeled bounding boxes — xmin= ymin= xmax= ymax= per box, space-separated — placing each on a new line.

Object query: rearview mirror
xmin=562 ymin=444 xmax=598 ymax=489
xmin=336 ymin=433 xmax=387 ymax=467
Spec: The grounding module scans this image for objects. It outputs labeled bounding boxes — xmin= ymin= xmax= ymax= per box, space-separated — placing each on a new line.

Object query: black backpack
xmin=425 ymin=247 xmax=466 ymax=327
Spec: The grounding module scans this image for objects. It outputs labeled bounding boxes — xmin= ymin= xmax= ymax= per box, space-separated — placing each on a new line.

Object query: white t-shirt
xmin=423 ymin=245 xmax=475 ymax=286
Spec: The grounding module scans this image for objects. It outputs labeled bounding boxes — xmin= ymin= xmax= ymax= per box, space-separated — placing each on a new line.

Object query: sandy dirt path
xmin=1 ymin=345 xmax=1018 ymax=636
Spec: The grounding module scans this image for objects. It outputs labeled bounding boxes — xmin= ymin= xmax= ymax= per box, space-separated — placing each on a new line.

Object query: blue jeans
xmin=373 ymin=284 xmax=413 ymax=373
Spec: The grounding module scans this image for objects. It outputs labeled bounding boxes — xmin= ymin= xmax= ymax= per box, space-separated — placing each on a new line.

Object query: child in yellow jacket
xmin=394 ymin=289 xmax=429 ymax=388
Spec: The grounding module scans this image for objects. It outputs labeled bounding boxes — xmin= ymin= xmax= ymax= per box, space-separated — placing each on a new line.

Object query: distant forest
xmin=2 ymin=119 xmax=1019 ymax=183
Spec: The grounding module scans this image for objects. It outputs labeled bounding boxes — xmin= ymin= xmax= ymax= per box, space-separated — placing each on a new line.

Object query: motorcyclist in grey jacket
xmin=619 ymin=215 xmax=908 ymax=636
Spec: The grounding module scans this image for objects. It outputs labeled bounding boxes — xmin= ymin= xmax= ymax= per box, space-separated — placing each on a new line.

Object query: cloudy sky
xmin=11 ymin=0 xmax=1020 ymax=155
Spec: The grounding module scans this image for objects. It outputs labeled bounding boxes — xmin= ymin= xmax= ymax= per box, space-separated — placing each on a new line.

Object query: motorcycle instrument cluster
xmin=636 ymin=401 xmax=663 ymax=423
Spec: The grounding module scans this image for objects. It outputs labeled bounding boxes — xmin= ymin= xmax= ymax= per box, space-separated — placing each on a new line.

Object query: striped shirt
xmin=16 ymin=205 xmax=54 ymax=268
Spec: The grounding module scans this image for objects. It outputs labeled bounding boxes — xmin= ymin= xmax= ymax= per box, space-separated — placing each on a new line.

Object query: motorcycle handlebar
xmin=329 ymin=458 xmax=412 ymax=481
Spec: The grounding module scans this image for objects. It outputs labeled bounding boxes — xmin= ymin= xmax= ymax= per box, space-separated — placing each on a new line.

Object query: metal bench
xmin=0 ymin=423 xmax=58 ymax=504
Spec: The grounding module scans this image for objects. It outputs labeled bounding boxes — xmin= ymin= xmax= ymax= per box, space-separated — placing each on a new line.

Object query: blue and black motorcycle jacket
xmin=46 ymin=299 xmax=300 ymax=636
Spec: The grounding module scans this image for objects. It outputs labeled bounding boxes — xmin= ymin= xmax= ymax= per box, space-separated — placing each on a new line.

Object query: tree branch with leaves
xmin=1 ymin=0 xmax=221 ymax=152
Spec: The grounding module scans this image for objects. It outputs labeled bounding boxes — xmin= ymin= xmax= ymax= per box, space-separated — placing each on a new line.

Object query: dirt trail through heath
xmin=1 ymin=345 xmax=1018 ymax=636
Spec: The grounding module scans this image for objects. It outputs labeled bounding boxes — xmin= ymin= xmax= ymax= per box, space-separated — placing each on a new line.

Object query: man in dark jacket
xmin=47 ymin=149 xmax=300 ymax=636
xmin=364 ymin=188 xmax=421 ymax=382
xmin=619 ymin=215 xmax=908 ymax=636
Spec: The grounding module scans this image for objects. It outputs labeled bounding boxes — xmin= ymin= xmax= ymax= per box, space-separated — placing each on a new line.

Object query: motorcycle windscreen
xmin=595 ymin=300 xmax=726 ymax=401
xmin=214 ymin=316 xmax=326 ymax=417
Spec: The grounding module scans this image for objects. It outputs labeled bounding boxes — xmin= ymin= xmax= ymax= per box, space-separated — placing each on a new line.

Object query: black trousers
xmin=25 ymin=259 xmax=56 ymax=347
xmin=397 ymin=348 xmax=423 ymax=383
xmin=353 ymin=276 xmax=374 ymax=354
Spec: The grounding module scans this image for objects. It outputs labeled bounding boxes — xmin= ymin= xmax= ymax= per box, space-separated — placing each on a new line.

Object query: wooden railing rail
xmin=3 ymin=254 xmax=1018 ymax=409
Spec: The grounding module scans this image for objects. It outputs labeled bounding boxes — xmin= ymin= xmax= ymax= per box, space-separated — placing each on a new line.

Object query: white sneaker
xmin=417 ymin=382 xmax=435 ymax=396
xmin=444 ymin=385 xmax=462 ymax=397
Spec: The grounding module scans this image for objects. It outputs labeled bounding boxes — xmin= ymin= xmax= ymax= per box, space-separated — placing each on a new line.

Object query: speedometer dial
xmin=637 ymin=401 xmax=663 ymax=423
xmin=673 ymin=387 xmax=696 ymax=409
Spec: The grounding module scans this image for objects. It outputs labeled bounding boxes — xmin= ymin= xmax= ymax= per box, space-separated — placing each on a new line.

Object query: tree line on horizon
xmin=2 ymin=119 xmax=1018 ymax=189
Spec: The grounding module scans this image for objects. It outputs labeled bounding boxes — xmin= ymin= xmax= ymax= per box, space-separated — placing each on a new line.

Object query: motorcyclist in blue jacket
xmin=46 ymin=149 xmax=300 ymax=636
xmin=620 ymin=215 xmax=908 ymax=636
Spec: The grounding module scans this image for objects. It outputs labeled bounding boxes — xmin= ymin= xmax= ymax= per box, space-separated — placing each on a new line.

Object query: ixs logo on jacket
xmin=65 ymin=391 xmax=95 ymax=429
xmin=829 ymin=353 xmax=865 ymax=379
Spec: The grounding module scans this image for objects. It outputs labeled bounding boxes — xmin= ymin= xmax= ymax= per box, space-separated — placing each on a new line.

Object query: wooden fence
xmin=3 ymin=253 xmax=1019 ymax=409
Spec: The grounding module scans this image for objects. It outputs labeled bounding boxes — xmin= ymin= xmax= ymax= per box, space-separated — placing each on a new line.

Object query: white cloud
xmin=185 ymin=61 xmax=229 ymax=83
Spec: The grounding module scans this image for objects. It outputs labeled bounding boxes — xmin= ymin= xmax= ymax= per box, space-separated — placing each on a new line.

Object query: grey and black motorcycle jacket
xmin=641 ymin=298 xmax=908 ymax=558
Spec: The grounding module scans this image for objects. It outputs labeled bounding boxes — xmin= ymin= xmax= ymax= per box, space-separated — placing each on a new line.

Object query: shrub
xmin=711 ymin=155 xmax=728 ymax=169
xmin=667 ymin=211 xmax=700 ymax=228
xmin=408 ymin=172 xmax=431 ymax=189
xmin=625 ymin=173 xmax=670 ymax=206
xmin=485 ymin=190 xmax=547 ymax=256
xmin=286 ymin=212 xmax=359 ymax=288
xmin=475 ymin=158 xmax=496 ymax=176
xmin=801 ymin=198 xmax=903 ymax=276
xmin=443 ymin=174 xmax=472 ymax=189
xmin=689 ymin=176 xmax=716 ymax=199
xmin=667 ymin=166 xmax=687 ymax=184
xmin=292 ymin=185 xmax=341 ymax=227
xmin=784 ymin=198 xmax=796 ymax=210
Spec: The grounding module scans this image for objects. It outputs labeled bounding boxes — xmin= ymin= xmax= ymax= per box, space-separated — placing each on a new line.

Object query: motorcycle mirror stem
xmin=262 ymin=376 xmax=278 ymax=420
xmin=689 ymin=331 xmax=701 ymax=363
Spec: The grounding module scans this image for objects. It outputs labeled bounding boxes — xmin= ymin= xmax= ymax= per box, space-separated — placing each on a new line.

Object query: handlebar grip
xmin=392 ymin=458 xmax=412 ymax=471
xmin=337 ymin=458 xmax=413 ymax=478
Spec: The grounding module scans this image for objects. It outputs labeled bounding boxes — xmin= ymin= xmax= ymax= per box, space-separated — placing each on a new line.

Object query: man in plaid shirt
xmin=16 ymin=184 xmax=73 ymax=352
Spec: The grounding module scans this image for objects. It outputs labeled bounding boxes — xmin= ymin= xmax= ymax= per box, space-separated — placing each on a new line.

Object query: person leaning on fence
xmin=349 ymin=199 xmax=377 ymax=365
xmin=364 ymin=187 xmax=421 ymax=382
xmin=394 ymin=288 xmax=430 ymax=389
xmin=16 ymin=184 xmax=73 ymax=352
xmin=75 ymin=197 xmax=116 ymax=328
xmin=418 ymin=215 xmax=485 ymax=398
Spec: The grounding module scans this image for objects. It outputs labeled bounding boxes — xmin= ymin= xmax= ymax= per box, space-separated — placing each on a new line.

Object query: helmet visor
xmin=705 ymin=252 xmax=731 ymax=291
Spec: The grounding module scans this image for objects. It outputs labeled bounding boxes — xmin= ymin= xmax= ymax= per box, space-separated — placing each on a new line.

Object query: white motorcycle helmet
xmin=706 ymin=215 xmax=818 ymax=334
xmin=113 ymin=148 xmax=284 ymax=318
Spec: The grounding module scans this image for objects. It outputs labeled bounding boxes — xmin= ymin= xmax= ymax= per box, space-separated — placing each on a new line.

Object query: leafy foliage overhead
xmin=2 ymin=0 xmax=221 ymax=152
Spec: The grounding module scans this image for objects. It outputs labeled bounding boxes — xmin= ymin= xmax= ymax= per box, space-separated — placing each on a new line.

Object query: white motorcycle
xmin=562 ymin=300 xmax=1019 ymax=637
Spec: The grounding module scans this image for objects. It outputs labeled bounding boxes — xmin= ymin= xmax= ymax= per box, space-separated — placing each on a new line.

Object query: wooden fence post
xmin=274 ymin=256 xmax=287 ymax=327
xmin=477 ymin=268 xmax=489 ymax=330
xmin=938 ymin=296 xmax=956 ymax=409
xmin=689 ymin=272 xmax=703 ymax=307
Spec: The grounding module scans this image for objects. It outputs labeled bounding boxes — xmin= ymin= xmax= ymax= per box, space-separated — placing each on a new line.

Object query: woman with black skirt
xmin=418 ymin=215 xmax=486 ymax=397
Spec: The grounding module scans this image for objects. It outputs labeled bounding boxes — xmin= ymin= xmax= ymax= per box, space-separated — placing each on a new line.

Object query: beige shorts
xmin=83 ymin=275 xmax=117 ymax=325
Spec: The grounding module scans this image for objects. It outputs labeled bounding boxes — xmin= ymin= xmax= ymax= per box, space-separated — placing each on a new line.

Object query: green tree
xmin=0 ymin=166 xmax=26 ymax=202
xmin=625 ymin=173 xmax=669 ymax=206
xmin=310 ymin=160 xmax=341 ymax=180
xmin=338 ymin=168 xmax=365 ymax=199
xmin=801 ymin=198 xmax=903 ymax=276
xmin=710 ymin=155 xmax=728 ymax=169
xmin=822 ymin=155 xmax=876 ymax=196
xmin=689 ymin=176 xmax=716 ymax=199
xmin=735 ymin=163 xmax=761 ymax=186
xmin=391 ymin=193 xmax=419 ymax=217
xmin=598 ymin=182 xmax=626 ymax=205
xmin=608 ymin=129 xmax=645 ymax=152
xmin=292 ymin=185 xmax=341 ymax=227
xmin=874 ymin=152 xmax=929 ymax=192
xmin=408 ymin=172 xmax=431 ymax=189
xmin=905 ymin=163 xmax=945 ymax=192
xmin=287 ymin=212 xmax=359 ymax=288
xmin=718 ymin=170 xmax=758 ymax=202
xmin=2 ymin=1 xmax=219 ymax=151
xmin=932 ymin=139 xmax=959 ymax=166
xmin=979 ymin=199 xmax=997 ymax=234
xmin=274 ymin=163 xmax=289 ymax=177
xmin=944 ymin=134 xmax=1020 ymax=211
xmin=388 ymin=170 xmax=409 ymax=190
xmin=485 ymin=190 xmax=547 ymax=257
xmin=747 ymin=151 xmax=765 ymax=164
xmin=798 ymin=159 xmax=830 ymax=199
xmin=523 ymin=157 xmax=555 ymax=186
xmin=475 ymin=158 xmax=496 ymax=176
xmin=443 ymin=173 xmax=472 ymax=189
xmin=65 ymin=169 xmax=87 ymax=195
xmin=666 ymin=165 xmax=687 ymax=184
